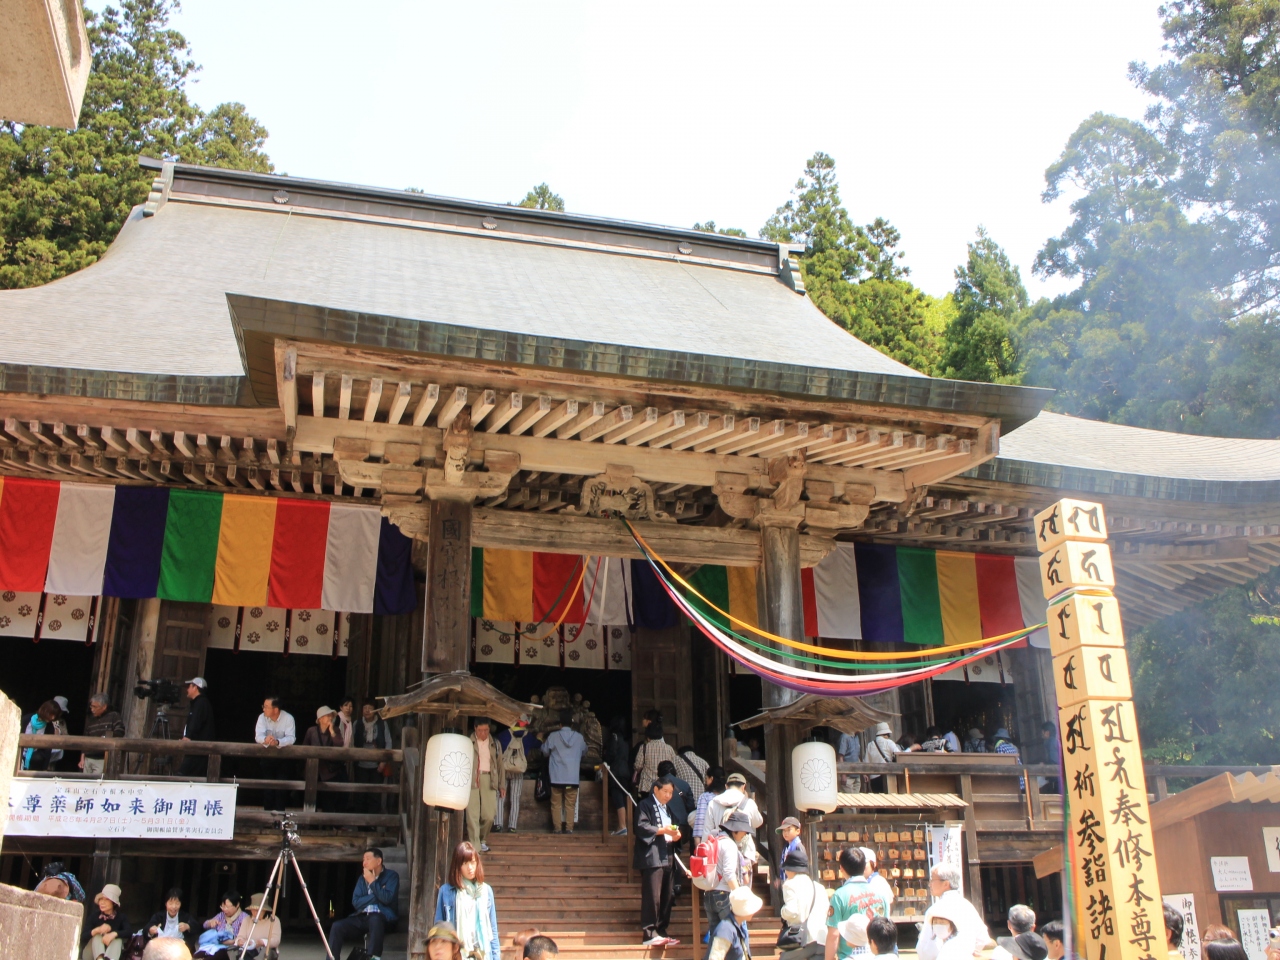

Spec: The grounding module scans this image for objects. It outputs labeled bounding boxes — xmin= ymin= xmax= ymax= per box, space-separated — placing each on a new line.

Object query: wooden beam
xmin=362 ymin=378 xmax=384 ymax=422
xmin=485 ymin=393 xmax=523 ymax=433
xmin=469 ymin=389 xmax=496 ymax=428
xmin=578 ymin=404 xmax=631 ymax=442
xmin=555 ymin=400 xmax=605 ymax=439
xmin=278 ymin=345 xmax=298 ymax=430
xmin=462 ymin=508 xmax=837 ymax=566
xmin=533 ymin=399 xmax=578 ymax=438
xmin=338 ymin=375 xmax=353 ymax=420
xmin=708 ymin=417 xmax=761 ymax=454
xmin=387 ymin=382 xmax=413 ymax=425
xmin=671 ymin=414 xmax=733 ymax=451
xmin=437 ymin=386 xmax=468 ymax=429
xmin=626 ymin=410 xmax=684 ymax=447
xmin=507 ymin=394 xmax=552 ymax=436
xmin=311 ymin=371 xmax=326 ymax=417
xmin=650 ymin=411 xmax=709 ymax=450
xmin=604 ymin=406 xmax=655 ymax=444
xmin=293 ymin=415 xmax=908 ymax=502
xmin=411 ymin=383 xmax=440 ymax=426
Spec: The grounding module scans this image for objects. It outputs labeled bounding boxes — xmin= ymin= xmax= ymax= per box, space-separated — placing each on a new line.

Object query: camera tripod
xmin=237 ymin=820 xmax=334 ymax=960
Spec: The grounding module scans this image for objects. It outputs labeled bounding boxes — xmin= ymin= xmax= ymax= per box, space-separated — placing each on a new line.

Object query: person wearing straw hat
xmin=424 ymin=920 xmax=464 ymax=960
xmin=303 ymin=705 xmax=347 ymax=811
xmin=81 ymin=884 xmax=130 ymax=960
xmin=707 ymin=885 xmax=763 ymax=960
xmin=861 ymin=723 xmax=901 ymax=794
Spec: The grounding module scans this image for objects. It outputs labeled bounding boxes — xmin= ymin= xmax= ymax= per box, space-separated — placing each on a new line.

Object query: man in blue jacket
xmin=327 ymin=848 xmax=399 ymax=960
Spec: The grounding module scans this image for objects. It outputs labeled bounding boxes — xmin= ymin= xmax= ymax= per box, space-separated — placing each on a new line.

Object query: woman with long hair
xmin=433 ymin=842 xmax=500 ymax=960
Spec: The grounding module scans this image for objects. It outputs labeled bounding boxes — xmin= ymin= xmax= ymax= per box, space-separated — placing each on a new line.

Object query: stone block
xmin=0 ymin=882 xmax=84 ymax=960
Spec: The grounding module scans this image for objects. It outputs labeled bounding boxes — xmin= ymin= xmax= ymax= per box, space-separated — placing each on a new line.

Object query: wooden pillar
xmin=757 ymin=514 xmax=804 ymax=907
xmin=409 ymin=496 xmax=475 ymax=955
xmin=123 ymin=598 xmax=162 ymax=739
xmin=422 ymin=498 xmax=473 ymax=675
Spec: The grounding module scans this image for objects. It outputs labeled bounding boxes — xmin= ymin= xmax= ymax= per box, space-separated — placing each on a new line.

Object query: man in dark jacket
xmin=328 ymin=848 xmax=399 ymax=960
xmin=79 ymin=694 xmax=125 ymax=776
xmin=146 ymin=887 xmax=196 ymax=951
xmin=655 ymin=759 xmax=693 ymax=853
xmin=634 ymin=776 xmax=680 ymax=948
xmin=353 ymin=699 xmax=392 ymax=812
xmin=178 ymin=678 xmax=215 ymax=777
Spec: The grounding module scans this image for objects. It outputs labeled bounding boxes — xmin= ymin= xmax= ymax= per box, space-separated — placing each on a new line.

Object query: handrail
xmin=835 ymin=760 xmax=1059 ymax=777
xmin=16 ymin=734 xmax=401 ymax=763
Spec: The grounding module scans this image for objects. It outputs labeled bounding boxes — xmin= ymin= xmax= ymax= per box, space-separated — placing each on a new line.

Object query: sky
xmin=150 ymin=1 xmax=1168 ymax=300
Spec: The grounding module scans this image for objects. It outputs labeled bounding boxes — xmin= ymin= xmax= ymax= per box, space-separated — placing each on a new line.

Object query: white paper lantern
xmin=422 ymin=732 xmax=473 ymax=810
xmin=792 ymin=740 xmax=838 ymax=813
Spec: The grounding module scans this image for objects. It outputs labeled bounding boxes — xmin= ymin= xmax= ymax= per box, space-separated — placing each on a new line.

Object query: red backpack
xmin=691 ymin=835 xmax=727 ymax=890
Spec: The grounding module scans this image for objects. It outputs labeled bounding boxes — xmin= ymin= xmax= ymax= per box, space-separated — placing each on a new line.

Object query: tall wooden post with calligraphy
xmin=1035 ymin=499 xmax=1163 ymax=960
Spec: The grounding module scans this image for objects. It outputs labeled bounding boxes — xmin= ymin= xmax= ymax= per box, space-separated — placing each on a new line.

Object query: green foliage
xmin=0 ymin=0 xmax=272 ymax=289
xmin=691 ymin=220 xmax=747 ymax=237
xmin=1130 ymin=569 xmax=1280 ymax=765
xmin=516 ymin=183 xmax=564 ymax=211
xmin=938 ymin=227 xmax=1026 ymax=383
xmin=762 ymin=152 xmax=937 ymax=373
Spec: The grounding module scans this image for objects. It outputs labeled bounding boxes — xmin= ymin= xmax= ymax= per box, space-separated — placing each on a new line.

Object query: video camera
xmin=133 ymin=678 xmax=185 ymax=706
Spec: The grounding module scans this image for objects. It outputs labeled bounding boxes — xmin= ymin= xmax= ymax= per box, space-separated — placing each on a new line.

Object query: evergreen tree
xmin=761 ymin=152 xmax=939 ymax=373
xmin=0 ymin=0 xmax=272 ymax=289
xmin=938 ymin=228 xmax=1027 ymax=383
xmin=516 ymin=183 xmax=564 ymax=211
xmin=691 ymin=220 xmax=747 ymax=237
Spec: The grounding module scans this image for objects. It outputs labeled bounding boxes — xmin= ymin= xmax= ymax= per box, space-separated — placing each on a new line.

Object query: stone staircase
xmin=483 ymin=832 xmax=784 ymax=960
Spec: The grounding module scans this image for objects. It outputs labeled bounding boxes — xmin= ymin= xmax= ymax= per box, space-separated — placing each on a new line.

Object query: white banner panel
xmin=1163 ymin=894 xmax=1202 ymax=960
xmin=208 ymin=605 xmax=350 ymax=655
xmin=0 ymin=592 xmax=99 ymax=642
xmin=6 ymin=779 xmax=237 ymax=839
xmin=564 ymin=622 xmax=606 ymax=670
xmin=475 ymin=620 xmax=517 ymax=664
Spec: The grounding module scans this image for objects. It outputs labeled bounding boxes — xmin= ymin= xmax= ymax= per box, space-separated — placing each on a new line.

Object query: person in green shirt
xmin=825 ymin=848 xmax=888 ymax=960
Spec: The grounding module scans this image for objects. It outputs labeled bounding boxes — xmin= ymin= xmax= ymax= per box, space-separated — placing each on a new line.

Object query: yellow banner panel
xmin=211 ymin=495 xmax=277 ymax=606
xmin=936 ymin=550 xmax=983 ymax=646
xmin=483 ymin=549 xmax=533 ymax=622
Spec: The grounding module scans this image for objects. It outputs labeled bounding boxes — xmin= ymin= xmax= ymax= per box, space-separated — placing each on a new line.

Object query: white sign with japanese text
xmin=1163 ymin=894 xmax=1202 ymax=960
xmin=1264 ymin=827 xmax=1280 ymax=872
xmin=1211 ymin=856 xmax=1254 ymax=891
xmin=1237 ymin=909 xmax=1271 ymax=960
xmin=5 ymin=779 xmax=236 ymax=839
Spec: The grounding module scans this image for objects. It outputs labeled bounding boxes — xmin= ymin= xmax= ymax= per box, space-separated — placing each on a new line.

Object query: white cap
xmin=839 ymin=914 xmax=869 ymax=947
xmin=185 ymin=677 xmax=207 ymax=689
xmin=860 ymin=846 xmax=877 ymax=867
xmin=53 ymin=696 xmax=68 ymax=711
xmin=316 ymin=705 xmax=336 ymax=720
xmin=729 ymin=885 xmax=763 ymax=918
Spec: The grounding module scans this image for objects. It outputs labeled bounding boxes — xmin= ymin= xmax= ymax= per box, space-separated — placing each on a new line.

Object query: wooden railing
xmin=15 ymin=734 xmax=404 ymax=830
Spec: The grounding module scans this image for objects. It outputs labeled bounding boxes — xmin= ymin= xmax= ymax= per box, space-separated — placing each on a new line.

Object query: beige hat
xmin=839 ymin=913 xmax=870 ymax=947
xmin=316 ymin=705 xmax=337 ymax=720
xmin=729 ymin=885 xmax=763 ymax=918
xmin=96 ymin=883 xmax=122 ymax=906
xmin=249 ymin=893 xmax=273 ymax=915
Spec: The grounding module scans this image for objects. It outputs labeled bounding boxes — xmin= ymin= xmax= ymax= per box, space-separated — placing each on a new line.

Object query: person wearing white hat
xmin=859 ymin=847 xmax=894 ymax=912
xmin=916 ymin=864 xmax=992 ymax=960
xmin=49 ymin=695 xmax=70 ymax=765
xmin=179 ymin=678 xmax=215 ymax=778
xmin=707 ymin=885 xmax=763 ymax=960
xmin=302 ymin=705 xmax=346 ymax=811
xmin=923 ymin=898 xmax=980 ymax=960
xmin=861 ymin=723 xmax=901 ymax=794
xmin=838 ymin=913 xmax=871 ymax=953
xmin=82 ymin=883 xmax=130 ymax=960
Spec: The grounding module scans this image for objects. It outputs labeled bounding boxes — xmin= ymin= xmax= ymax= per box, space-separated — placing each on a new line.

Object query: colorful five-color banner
xmin=0 ymin=478 xmax=416 ymax=615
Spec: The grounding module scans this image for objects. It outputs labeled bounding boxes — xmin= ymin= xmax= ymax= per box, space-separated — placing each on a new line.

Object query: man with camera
xmin=179 ymin=678 xmax=215 ymax=777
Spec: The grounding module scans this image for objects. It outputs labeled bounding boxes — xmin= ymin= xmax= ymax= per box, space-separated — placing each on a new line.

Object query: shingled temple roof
xmin=0 ymin=159 xmax=1046 ymax=427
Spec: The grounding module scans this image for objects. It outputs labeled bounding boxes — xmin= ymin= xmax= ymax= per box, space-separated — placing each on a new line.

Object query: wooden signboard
xmin=1035 ymin=498 xmax=1163 ymax=960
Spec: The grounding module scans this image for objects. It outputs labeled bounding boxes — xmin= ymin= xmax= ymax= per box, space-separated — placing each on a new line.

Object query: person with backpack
xmin=693 ymin=810 xmax=747 ymax=930
xmin=862 ymin=723 xmax=902 ymax=794
xmin=634 ymin=721 xmax=676 ymax=793
xmin=605 ymin=716 xmax=631 ymax=836
xmin=496 ymin=716 xmax=537 ymax=833
xmin=705 ymin=772 xmax=764 ymax=837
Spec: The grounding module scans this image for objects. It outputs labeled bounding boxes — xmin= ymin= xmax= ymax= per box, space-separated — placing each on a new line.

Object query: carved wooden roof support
xmin=379 ymin=671 xmax=540 ymax=728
